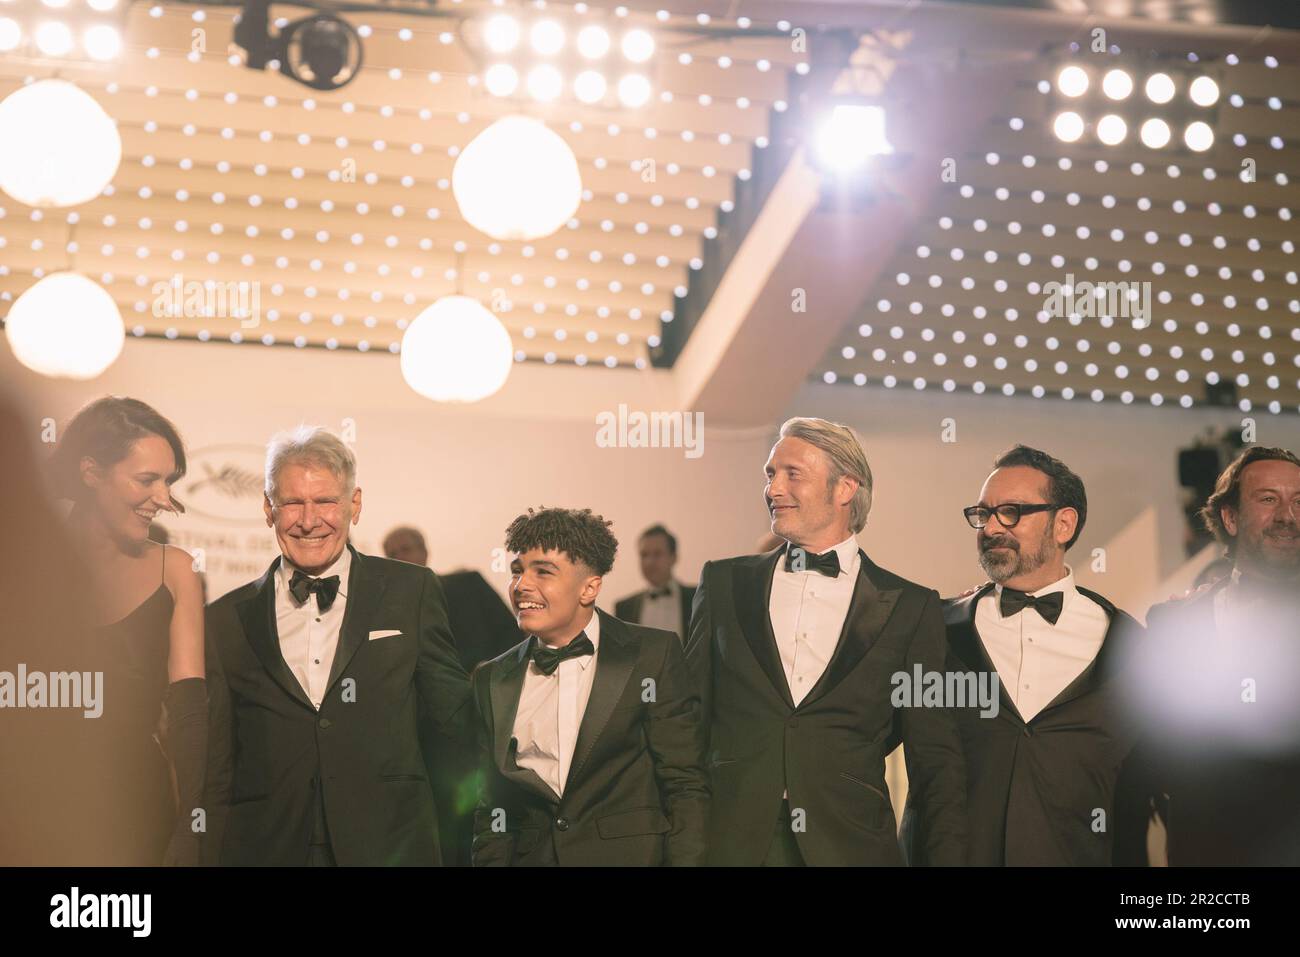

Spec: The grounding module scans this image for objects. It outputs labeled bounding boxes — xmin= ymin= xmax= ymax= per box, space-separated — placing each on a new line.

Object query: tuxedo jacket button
xmin=319 ymin=717 xmax=332 ymax=729
xmin=555 ymin=818 xmax=570 ymax=831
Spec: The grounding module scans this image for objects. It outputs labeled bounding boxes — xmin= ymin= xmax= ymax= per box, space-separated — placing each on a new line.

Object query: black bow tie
xmin=999 ymin=588 xmax=1064 ymax=625
xmin=289 ymin=570 xmax=341 ymax=612
xmin=532 ymin=633 xmax=595 ymax=676
xmin=647 ymin=587 xmax=671 ymax=599
xmin=784 ymin=546 xmax=841 ymax=578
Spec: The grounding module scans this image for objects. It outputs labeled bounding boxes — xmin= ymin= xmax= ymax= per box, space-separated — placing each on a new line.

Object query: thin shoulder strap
xmin=161 ymin=541 xmax=167 ymax=582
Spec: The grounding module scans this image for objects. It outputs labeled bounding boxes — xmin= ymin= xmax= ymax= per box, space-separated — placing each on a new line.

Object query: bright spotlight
xmin=1097 ymin=114 xmax=1127 ymax=145
xmin=1102 ymin=69 xmax=1133 ymax=100
xmin=0 ymin=18 xmax=20 ymax=53
xmin=1052 ymin=111 xmax=1085 ymax=143
xmin=1189 ymin=76 xmax=1219 ymax=106
xmin=484 ymin=63 xmax=518 ymax=97
xmin=83 ymin=23 xmax=121 ymax=61
xmin=1140 ymin=117 xmax=1172 ymax=148
xmin=576 ymin=25 xmax=610 ymax=59
xmin=616 ymin=73 xmax=652 ymax=108
xmin=814 ymin=103 xmax=894 ymax=172
xmin=34 ymin=20 xmax=73 ymax=56
xmin=1145 ymin=72 xmax=1175 ymax=104
xmin=1057 ymin=65 xmax=1088 ymax=97
xmin=483 ymin=14 xmax=520 ymax=54
xmin=530 ymin=18 xmax=565 ymax=56
xmin=574 ymin=70 xmax=607 ymax=104
xmin=1184 ymin=120 xmax=1214 ymax=151
xmin=621 ymin=28 xmax=655 ymax=63
xmin=526 ymin=64 xmax=563 ymax=101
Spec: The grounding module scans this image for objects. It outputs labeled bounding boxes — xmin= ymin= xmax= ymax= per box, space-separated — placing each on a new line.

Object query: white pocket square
xmin=368 ymin=629 xmax=403 ymax=641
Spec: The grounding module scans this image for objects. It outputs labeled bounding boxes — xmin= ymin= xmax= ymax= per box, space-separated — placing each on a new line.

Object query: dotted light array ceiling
xmin=819 ymin=51 xmax=1300 ymax=414
xmin=0 ymin=1 xmax=806 ymax=369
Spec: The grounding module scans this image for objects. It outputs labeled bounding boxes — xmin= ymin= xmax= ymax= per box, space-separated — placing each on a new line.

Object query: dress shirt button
xmin=314 ymin=658 xmax=321 ymax=664
xmin=319 ymin=717 xmax=332 ymax=729
xmin=315 ymin=617 xmax=321 ymax=623
xmin=555 ymin=818 xmax=570 ymax=831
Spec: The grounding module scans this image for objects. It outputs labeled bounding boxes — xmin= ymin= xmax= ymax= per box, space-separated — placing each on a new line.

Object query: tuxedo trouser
xmin=762 ymin=800 xmax=806 ymax=867
xmin=308 ymin=781 xmax=337 ymax=867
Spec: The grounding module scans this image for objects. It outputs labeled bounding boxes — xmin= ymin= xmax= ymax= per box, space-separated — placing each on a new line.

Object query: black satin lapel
xmin=567 ymin=610 xmax=638 ymax=788
xmin=237 ymin=559 xmax=315 ymax=712
xmin=803 ymin=556 xmax=900 ymax=705
xmin=325 ymin=547 xmax=385 ymax=697
xmin=734 ymin=549 xmax=794 ymax=708
xmin=953 ymin=585 xmax=1025 ymax=724
xmin=491 ymin=640 xmax=557 ymax=802
xmin=1039 ymin=594 xmax=1124 ymax=714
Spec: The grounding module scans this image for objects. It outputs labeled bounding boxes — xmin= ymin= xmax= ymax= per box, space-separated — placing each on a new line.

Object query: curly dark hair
xmin=48 ymin=395 xmax=188 ymax=512
xmin=504 ymin=507 xmax=618 ymax=575
xmin=1200 ymin=446 xmax=1300 ymax=558
xmin=992 ymin=444 xmax=1087 ymax=550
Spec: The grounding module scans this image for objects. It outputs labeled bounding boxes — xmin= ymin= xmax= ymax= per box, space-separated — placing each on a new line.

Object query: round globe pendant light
xmin=0 ymin=79 xmax=122 ymax=208
xmin=452 ymin=116 xmax=582 ymax=241
xmin=399 ymin=295 xmax=513 ymax=403
xmin=5 ymin=271 xmax=125 ymax=379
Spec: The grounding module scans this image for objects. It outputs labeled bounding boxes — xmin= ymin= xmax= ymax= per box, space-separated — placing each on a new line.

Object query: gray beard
xmin=979 ymin=532 xmax=1052 ymax=584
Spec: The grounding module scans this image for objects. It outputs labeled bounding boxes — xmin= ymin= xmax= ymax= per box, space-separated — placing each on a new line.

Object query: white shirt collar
xmin=533 ymin=608 xmax=601 ymax=672
xmin=646 ymin=580 xmax=679 ymax=599
xmin=278 ymin=544 xmax=352 ymax=600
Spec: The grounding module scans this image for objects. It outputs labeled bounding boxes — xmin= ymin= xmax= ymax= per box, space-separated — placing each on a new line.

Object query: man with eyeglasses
xmin=902 ymin=445 xmax=1145 ymax=866
xmin=202 ymin=426 xmax=471 ymax=866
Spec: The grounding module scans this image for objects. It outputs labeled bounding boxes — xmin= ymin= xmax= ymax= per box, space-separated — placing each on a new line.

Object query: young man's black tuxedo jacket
xmin=470 ymin=608 xmax=709 ymax=866
xmin=901 ymin=582 xmax=1145 ymax=866
xmin=202 ymin=545 xmax=472 ymax=866
xmin=685 ymin=546 xmax=968 ymax=866
xmin=1138 ymin=580 xmax=1300 ymax=866
xmin=614 ymin=584 xmax=697 ymax=640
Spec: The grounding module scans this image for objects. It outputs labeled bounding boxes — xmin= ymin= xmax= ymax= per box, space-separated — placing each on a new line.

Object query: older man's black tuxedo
xmin=202 ymin=545 xmax=471 ymax=866
xmin=471 ymin=608 xmax=709 ymax=866
xmin=685 ymin=546 xmax=967 ymax=866
xmin=902 ymin=583 xmax=1145 ymax=866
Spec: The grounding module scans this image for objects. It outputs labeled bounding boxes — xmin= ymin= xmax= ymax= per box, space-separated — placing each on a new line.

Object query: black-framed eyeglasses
xmin=963 ymin=503 xmax=1059 ymax=529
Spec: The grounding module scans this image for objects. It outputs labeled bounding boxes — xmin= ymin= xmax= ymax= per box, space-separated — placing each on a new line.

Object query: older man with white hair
xmin=202 ymin=426 xmax=470 ymax=866
xmin=686 ymin=417 xmax=967 ymax=866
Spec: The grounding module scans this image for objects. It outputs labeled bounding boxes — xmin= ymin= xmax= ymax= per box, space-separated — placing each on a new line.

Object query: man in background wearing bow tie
xmin=471 ymin=507 xmax=708 ymax=866
xmin=613 ymin=525 xmax=696 ymax=643
xmin=903 ymin=445 xmax=1144 ymax=865
xmin=686 ymin=417 xmax=967 ymax=866
xmin=202 ymin=426 xmax=470 ymax=865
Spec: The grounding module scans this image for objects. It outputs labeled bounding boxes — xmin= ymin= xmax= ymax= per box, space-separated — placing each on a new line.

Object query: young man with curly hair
xmin=470 ymin=507 xmax=709 ymax=866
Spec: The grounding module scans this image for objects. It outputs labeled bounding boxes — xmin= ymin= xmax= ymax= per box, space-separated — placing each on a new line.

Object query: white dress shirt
xmin=974 ymin=566 xmax=1108 ymax=722
xmin=770 ymin=536 xmax=861 ymax=707
xmin=512 ymin=611 xmax=602 ymax=799
xmin=640 ymin=579 xmax=683 ymax=636
xmin=275 ymin=547 xmax=352 ymax=711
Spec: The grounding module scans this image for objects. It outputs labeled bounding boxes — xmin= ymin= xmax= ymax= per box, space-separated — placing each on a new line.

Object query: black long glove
xmin=160 ymin=677 xmax=208 ymax=867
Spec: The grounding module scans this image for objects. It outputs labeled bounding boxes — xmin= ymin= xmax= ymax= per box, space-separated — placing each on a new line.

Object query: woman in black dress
xmin=49 ymin=396 xmax=207 ymax=865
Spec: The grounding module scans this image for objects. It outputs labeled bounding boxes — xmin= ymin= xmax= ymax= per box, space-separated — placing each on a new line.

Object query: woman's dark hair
xmin=1200 ymin=446 xmax=1300 ymax=558
xmin=48 ymin=396 xmax=188 ymax=512
xmin=992 ymin=444 xmax=1088 ymax=550
xmin=504 ymin=507 xmax=618 ymax=576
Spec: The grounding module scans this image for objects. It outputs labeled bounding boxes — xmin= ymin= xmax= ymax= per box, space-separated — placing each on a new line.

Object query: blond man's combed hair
xmin=264 ymin=425 xmax=357 ymax=499
xmin=778 ymin=417 xmax=874 ymax=533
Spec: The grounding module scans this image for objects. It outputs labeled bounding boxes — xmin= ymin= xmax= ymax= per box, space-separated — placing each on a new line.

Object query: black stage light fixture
xmin=233 ymin=1 xmax=364 ymax=91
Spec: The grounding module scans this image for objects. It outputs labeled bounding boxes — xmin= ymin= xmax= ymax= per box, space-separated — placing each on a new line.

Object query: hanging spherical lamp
xmin=5 ymin=272 xmax=125 ymax=379
xmin=0 ymin=79 xmax=122 ymax=208
xmin=399 ymin=295 xmax=513 ymax=403
xmin=452 ymin=116 xmax=582 ymax=241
